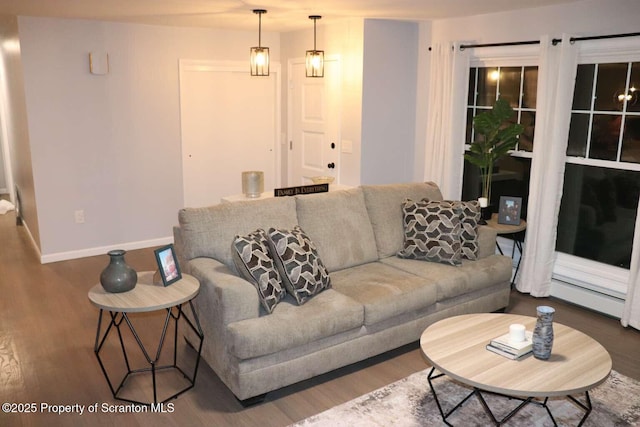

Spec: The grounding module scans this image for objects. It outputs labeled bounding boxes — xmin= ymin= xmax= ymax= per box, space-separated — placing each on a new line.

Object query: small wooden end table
xmin=420 ymin=313 xmax=611 ymax=426
xmin=485 ymin=213 xmax=526 ymax=285
xmin=88 ymin=271 xmax=204 ymax=405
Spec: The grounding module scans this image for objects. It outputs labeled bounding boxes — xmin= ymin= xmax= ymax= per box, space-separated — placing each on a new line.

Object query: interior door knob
xmin=327 ymin=162 xmax=335 ymax=169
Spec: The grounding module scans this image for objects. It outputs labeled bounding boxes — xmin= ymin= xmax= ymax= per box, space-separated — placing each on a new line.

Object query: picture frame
xmin=498 ymin=196 xmax=523 ymax=226
xmin=153 ymin=244 xmax=182 ymax=286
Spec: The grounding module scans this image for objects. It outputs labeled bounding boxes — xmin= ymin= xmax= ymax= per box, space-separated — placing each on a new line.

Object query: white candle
xmin=509 ymin=323 xmax=526 ymax=343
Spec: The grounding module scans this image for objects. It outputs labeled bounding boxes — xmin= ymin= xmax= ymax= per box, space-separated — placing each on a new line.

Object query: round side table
xmin=485 ymin=213 xmax=526 ymax=286
xmin=88 ymin=271 xmax=203 ymax=405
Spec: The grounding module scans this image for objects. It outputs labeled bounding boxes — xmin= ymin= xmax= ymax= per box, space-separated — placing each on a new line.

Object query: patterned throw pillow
xmin=449 ymin=200 xmax=480 ymax=260
xmin=267 ymin=226 xmax=331 ymax=305
xmin=397 ymin=199 xmax=463 ymax=266
xmin=232 ymin=229 xmax=286 ymax=313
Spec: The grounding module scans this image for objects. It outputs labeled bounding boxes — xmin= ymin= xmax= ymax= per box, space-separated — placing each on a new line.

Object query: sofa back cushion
xmin=295 ymin=188 xmax=379 ymax=272
xmin=178 ymin=197 xmax=298 ymax=270
xmin=362 ymin=182 xmax=443 ymax=258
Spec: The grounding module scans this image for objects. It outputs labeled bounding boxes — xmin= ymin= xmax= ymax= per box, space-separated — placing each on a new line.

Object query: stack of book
xmin=486 ymin=331 xmax=533 ymax=360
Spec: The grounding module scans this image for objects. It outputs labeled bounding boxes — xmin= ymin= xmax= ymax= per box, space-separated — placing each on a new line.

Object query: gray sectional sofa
xmin=173 ymin=182 xmax=512 ymax=403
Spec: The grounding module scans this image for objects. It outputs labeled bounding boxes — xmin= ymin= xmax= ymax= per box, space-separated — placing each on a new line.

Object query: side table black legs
xmin=94 ymin=301 xmax=204 ymax=405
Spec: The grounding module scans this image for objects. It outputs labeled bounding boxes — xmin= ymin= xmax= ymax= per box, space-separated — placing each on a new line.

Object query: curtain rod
xmin=429 ymin=31 xmax=640 ymax=52
xmin=552 ymin=31 xmax=640 ymax=45
xmin=458 ymin=40 xmax=540 ymax=51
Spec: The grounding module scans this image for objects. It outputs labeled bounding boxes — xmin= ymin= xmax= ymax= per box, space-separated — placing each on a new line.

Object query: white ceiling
xmin=0 ymin=0 xmax=584 ymax=32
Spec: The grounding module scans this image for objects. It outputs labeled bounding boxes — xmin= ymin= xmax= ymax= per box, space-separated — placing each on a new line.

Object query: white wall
xmin=0 ymin=15 xmax=38 ymax=244
xmin=281 ymin=18 xmax=364 ymax=187
xmin=0 ymin=137 xmax=6 ymax=192
xmin=17 ymin=17 xmax=280 ymax=260
xmin=431 ymin=0 xmax=640 ymax=44
xmin=361 ymin=20 xmax=419 ymax=185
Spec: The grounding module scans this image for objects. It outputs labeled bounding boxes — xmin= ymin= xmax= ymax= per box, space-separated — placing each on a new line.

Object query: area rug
xmin=291 ymin=369 xmax=640 ymax=426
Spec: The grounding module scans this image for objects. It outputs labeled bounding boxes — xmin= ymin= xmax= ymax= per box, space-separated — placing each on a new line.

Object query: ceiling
xmin=0 ymin=0 xmax=583 ymax=32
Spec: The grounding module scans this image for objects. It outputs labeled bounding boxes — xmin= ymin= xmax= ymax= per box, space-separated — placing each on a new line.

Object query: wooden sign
xmin=274 ymin=184 xmax=329 ymax=197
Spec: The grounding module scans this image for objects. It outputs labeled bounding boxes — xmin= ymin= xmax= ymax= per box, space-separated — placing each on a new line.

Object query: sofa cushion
xmin=267 ymin=226 xmax=331 ymax=305
xmin=329 ymin=262 xmax=438 ymax=326
xmin=178 ymin=197 xmax=298 ymax=271
xmin=295 ymin=188 xmax=379 ymax=272
xmin=397 ymin=199 xmax=462 ymax=266
xmin=380 ymin=255 xmax=512 ymax=301
xmin=362 ymin=182 xmax=443 ymax=258
xmin=226 ymin=289 xmax=364 ymax=359
xmin=231 ymin=229 xmax=285 ymax=313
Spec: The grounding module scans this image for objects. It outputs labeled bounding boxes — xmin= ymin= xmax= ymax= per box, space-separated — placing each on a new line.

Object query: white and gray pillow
xmin=232 ymin=229 xmax=286 ymax=313
xmin=267 ymin=226 xmax=331 ymax=305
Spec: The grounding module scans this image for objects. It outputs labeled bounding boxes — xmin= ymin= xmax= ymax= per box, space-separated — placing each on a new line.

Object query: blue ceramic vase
xmin=100 ymin=249 xmax=137 ymax=293
xmin=532 ymin=305 xmax=555 ymax=360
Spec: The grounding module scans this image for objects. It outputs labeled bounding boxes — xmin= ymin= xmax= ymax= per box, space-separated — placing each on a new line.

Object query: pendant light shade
xmin=250 ymin=9 xmax=269 ymax=76
xmin=306 ymin=15 xmax=324 ymax=78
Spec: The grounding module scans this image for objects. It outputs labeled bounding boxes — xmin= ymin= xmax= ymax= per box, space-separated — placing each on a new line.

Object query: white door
xmin=289 ymin=58 xmax=341 ymax=186
xmin=180 ymin=61 xmax=280 ymax=207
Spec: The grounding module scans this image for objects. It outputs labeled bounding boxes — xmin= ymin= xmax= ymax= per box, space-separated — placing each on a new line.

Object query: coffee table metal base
xmin=427 ymin=367 xmax=593 ymax=427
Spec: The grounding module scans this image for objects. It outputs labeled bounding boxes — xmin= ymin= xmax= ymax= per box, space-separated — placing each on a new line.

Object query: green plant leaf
xmin=466 ymin=98 xmax=524 ymax=199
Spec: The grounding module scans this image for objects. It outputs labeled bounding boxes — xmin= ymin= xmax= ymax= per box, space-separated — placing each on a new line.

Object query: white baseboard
xmin=550 ymin=279 xmax=625 ymax=319
xmin=40 ymin=236 xmax=174 ymax=264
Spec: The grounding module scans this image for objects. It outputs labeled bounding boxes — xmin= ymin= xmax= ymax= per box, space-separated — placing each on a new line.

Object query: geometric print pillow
xmin=448 ymin=200 xmax=480 ymax=260
xmin=397 ymin=199 xmax=462 ymax=266
xmin=267 ymin=226 xmax=331 ymax=305
xmin=231 ymin=228 xmax=286 ymax=314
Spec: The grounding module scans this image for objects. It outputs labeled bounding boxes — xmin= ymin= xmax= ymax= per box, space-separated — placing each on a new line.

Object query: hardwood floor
xmin=0 ymin=207 xmax=638 ymax=426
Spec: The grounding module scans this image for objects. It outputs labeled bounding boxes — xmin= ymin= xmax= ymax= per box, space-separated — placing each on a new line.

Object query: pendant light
xmin=306 ymin=15 xmax=324 ymax=78
xmin=250 ymin=9 xmax=269 ymax=76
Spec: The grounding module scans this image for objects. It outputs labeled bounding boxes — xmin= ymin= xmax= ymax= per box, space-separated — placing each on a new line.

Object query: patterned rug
xmin=291 ymin=369 xmax=640 ymax=426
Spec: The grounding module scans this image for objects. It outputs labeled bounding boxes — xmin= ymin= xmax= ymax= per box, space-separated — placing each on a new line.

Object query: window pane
xmin=556 ymin=164 xmax=640 ymax=269
xmin=621 ymin=116 xmax=640 ymax=163
xmin=594 ymin=63 xmax=628 ymax=111
xmin=499 ymin=67 xmax=522 ymax=108
xmin=567 ymin=113 xmax=590 ymax=157
xmin=589 ymin=114 xmax=622 ymax=161
xmin=466 ymin=108 xmax=474 ymax=144
xmin=519 ymin=111 xmax=535 ymax=152
xmin=628 ymin=62 xmax=640 ymax=113
xmin=477 ymin=67 xmax=498 ymax=106
xmin=468 ymin=68 xmax=477 ymax=105
xmin=573 ymin=64 xmax=595 ymax=111
xmin=522 ymin=67 xmax=538 ymax=109
xmin=461 ymin=156 xmax=531 ymax=219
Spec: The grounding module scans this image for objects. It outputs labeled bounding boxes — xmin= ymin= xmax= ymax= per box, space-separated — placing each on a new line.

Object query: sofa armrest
xmin=188 ymin=257 xmax=260 ymax=325
xmin=477 ymin=225 xmax=498 ymax=260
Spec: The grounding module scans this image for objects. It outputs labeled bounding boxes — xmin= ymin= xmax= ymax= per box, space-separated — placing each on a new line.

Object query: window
xmin=465 ymin=66 xmax=538 ymax=151
xmin=462 ymin=66 xmax=538 ymax=214
xmin=556 ymin=61 xmax=640 ymax=269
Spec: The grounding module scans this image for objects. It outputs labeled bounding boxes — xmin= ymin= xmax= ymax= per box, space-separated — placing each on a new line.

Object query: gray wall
xmin=361 ymin=20 xmax=418 ymax=185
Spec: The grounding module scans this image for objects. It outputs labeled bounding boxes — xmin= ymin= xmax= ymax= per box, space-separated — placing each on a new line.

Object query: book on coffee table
xmin=488 ymin=330 xmax=533 ymax=357
xmin=486 ymin=344 xmax=532 ymax=360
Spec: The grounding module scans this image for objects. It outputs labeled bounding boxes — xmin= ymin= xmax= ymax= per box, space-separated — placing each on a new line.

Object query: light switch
xmin=89 ymin=52 xmax=110 ymax=75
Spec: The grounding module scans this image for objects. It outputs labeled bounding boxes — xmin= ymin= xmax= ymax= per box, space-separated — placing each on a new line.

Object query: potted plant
xmin=464 ymin=98 xmax=524 ymax=219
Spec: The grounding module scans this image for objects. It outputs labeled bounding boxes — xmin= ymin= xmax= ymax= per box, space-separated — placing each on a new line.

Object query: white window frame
xmin=465 ymin=46 xmax=539 ymax=157
xmin=552 ymin=37 xmax=640 ymax=314
xmin=462 ymin=40 xmax=640 ymax=316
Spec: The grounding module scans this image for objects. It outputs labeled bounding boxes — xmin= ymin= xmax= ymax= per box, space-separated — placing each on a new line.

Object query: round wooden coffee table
xmin=420 ymin=313 xmax=611 ymax=426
